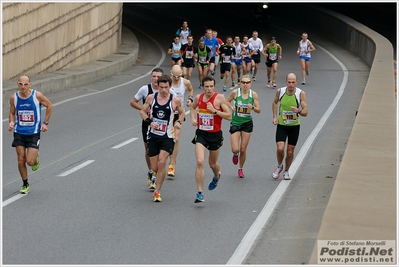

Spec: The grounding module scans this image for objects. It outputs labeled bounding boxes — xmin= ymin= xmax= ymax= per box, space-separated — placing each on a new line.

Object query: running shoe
xmin=153 ymin=191 xmax=162 ymax=202
xmin=208 ymin=171 xmax=221 ymax=190
xmin=283 ymin=171 xmax=291 ymax=180
xmin=32 ymin=156 xmax=40 ymax=171
xmin=302 ymin=81 xmax=306 ymax=85
xmin=147 ymin=170 xmax=153 ymax=185
xmin=167 ymin=165 xmax=175 ymax=177
xmin=250 ymin=68 xmax=253 ymax=74
xmin=232 ymin=81 xmax=235 ymax=86
xmin=306 ymin=71 xmax=309 ymax=76
xmin=238 ymin=169 xmax=245 ymax=178
xmin=271 ymin=165 xmax=283 ymax=179
xmin=195 ymin=192 xmax=204 ymax=203
xmin=199 ymin=85 xmax=202 ymax=89
xmin=20 ymin=184 xmax=30 ymax=194
xmin=232 ymin=154 xmax=238 ymax=165
xmin=237 ymin=79 xmax=241 ymax=85
xmin=272 ymin=82 xmax=277 ymax=88
xmin=223 ymin=86 xmax=226 ymax=92
xmin=252 ymin=76 xmax=256 ymax=81
xmin=267 ymin=81 xmax=271 ymax=88
xmin=220 ymin=75 xmax=223 ymax=79
xmin=211 ymin=71 xmax=215 ymax=76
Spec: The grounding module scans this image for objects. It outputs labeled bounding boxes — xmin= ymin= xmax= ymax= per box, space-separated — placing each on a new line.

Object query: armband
xmin=145 ymin=118 xmax=153 ymax=124
xmin=188 ymin=96 xmax=194 ymax=103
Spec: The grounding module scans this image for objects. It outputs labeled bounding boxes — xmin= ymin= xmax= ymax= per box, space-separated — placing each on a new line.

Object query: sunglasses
xmin=17 ymin=82 xmax=30 ymax=86
xmin=241 ymin=81 xmax=251 ymax=84
xmin=172 ymin=75 xmax=181 ymax=78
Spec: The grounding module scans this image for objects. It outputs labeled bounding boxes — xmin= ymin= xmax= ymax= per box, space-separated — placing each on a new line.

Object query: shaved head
xmin=171 ymin=65 xmax=182 ymax=76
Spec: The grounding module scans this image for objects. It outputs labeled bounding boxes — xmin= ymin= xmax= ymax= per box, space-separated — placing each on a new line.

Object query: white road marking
xmin=57 ymin=160 xmax=95 ymax=177
xmin=2 ymin=194 xmax=27 ymax=207
xmin=227 ymin=42 xmax=349 ymax=265
xmin=112 ymin=138 xmax=138 ymax=149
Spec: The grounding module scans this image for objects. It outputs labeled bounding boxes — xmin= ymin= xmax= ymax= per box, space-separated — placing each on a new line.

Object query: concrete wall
xmin=2 ymin=2 xmax=123 ymax=81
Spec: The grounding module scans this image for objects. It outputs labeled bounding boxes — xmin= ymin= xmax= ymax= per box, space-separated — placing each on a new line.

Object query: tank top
xmin=299 ymin=39 xmax=311 ymax=57
xmin=232 ymin=42 xmax=242 ymax=59
xmin=267 ymin=44 xmax=279 ymax=60
xmin=171 ymin=42 xmax=182 ymax=58
xmin=148 ymin=93 xmax=175 ymax=138
xmin=197 ymin=46 xmax=209 ymax=64
xmin=232 ymin=88 xmax=254 ymax=126
xmin=197 ymin=92 xmax=222 ymax=132
xmin=171 ymin=78 xmax=186 ymax=113
xmin=14 ymin=89 xmax=42 ymax=134
xmin=278 ymin=87 xmax=302 ymax=126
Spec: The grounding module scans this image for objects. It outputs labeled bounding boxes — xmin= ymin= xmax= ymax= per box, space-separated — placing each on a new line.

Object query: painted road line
xmin=112 ymin=138 xmax=138 ymax=149
xmin=3 ymin=194 xmax=27 ymax=207
xmin=57 ymin=160 xmax=95 ymax=177
xmin=227 ymin=40 xmax=349 ymax=265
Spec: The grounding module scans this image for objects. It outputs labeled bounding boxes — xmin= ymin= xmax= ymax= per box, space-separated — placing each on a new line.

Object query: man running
xmin=263 ymin=36 xmax=283 ymax=88
xmin=167 ymin=65 xmax=194 ymax=177
xmin=195 ymin=38 xmax=212 ymax=89
xmin=219 ymin=36 xmax=236 ymax=92
xmin=248 ymin=30 xmax=264 ymax=81
xmin=140 ymin=75 xmax=185 ymax=202
xmin=231 ymin=35 xmax=243 ymax=86
xmin=180 ymin=35 xmax=196 ymax=81
xmin=8 ymin=75 xmax=53 ymax=194
xmin=271 ymin=73 xmax=308 ymax=180
xmin=190 ymin=76 xmax=231 ymax=203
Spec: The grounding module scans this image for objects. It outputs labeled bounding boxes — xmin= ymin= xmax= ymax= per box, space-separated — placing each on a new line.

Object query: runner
xmin=226 ymin=75 xmax=260 ymax=178
xmin=231 ymin=35 xmax=243 ymax=86
xmin=271 ymin=73 xmax=308 ymax=180
xmin=180 ymin=35 xmax=196 ymax=81
xmin=241 ymin=35 xmax=255 ymax=76
xmin=195 ymin=38 xmax=212 ymax=89
xmin=190 ymin=76 xmax=231 ymax=203
xmin=219 ymin=36 xmax=236 ymax=92
xmin=263 ymin=36 xmax=283 ymax=88
xmin=168 ymin=35 xmax=182 ymax=67
xmin=248 ymin=30 xmax=264 ymax=81
xmin=140 ymin=75 xmax=185 ymax=202
xmin=8 ymin=75 xmax=53 ymax=194
xmin=168 ymin=65 xmax=194 ymax=177
xmin=297 ymin=32 xmax=316 ymax=85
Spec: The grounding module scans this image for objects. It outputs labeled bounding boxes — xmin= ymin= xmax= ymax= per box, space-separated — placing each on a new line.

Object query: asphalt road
xmin=2 ymin=3 xmax=371 ymax=265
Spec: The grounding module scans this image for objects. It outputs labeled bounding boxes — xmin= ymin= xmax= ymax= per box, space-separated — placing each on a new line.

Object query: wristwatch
xmin=43 ymin=121 xmax=49 ymax=125
xmin=214 ymin=110 xmax=218 ymax=114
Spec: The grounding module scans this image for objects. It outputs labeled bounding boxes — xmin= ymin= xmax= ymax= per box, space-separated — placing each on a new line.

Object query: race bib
xmin=222 ymin=55 xmax=231 ymax=63
xmin=199 ymin=56 xmax=206 ymax=63
xmin=236 ymin=103 xmax=251 ymax=117
xmin=186 ymin=50 xmax=194 ymax=58
xmin=150 ymin=118 xmax=168 ymax=136
xmin=18 ymin=110 xmax=34 ymax=126
xmin=282 ymin=110 xmax=297 ymax=124
xmin=269 ymin=53 xmax=277 ymax=60
xmin=198 ymin=109 xmax=214 ymax=131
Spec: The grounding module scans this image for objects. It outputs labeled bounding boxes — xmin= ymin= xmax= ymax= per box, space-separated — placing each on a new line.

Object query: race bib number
xmin=186 ymin=50 xmax=194 ymax=59
xmin=199 ymin=56 xmax=206 ymax=63
xmin=198 ymin=109 xmax=214 ymax=131
xmin=282 ymin=110 xmax=297 ymax=124
xmin=18 ymin=110 xmax=34 ymax=126
xmin=236 ymin=103 xmax=251 ymax=117
xmin=150 ymin=118 xmax=168 ymax=136
xmin=222 ymin=55 xmax=231 ymax=63
xmin=269 ymin=53 xmax=277 ymax=60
